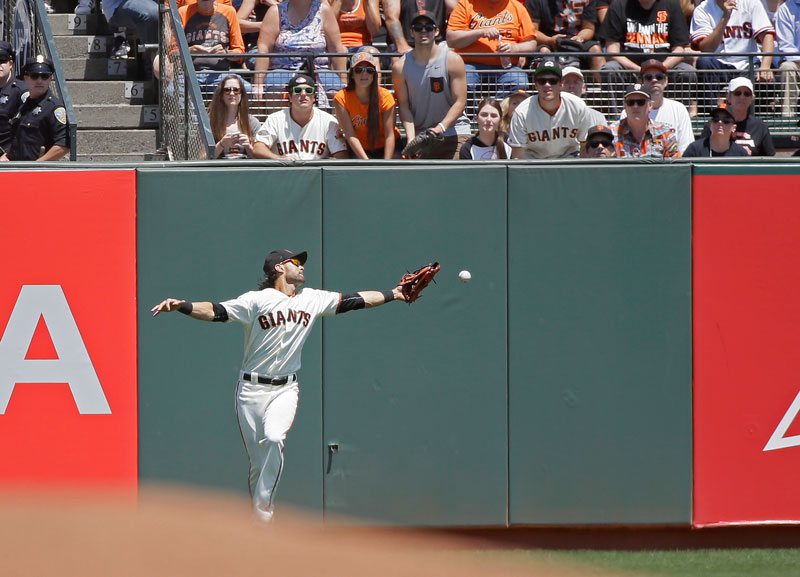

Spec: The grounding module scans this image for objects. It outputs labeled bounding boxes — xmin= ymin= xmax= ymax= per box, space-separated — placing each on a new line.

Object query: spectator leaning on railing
xmin=776 ymin=0 xmax=800 ymax=118
xmin=609 ymin=83 xmax=682 ymax=157
xmin=445 ymin=0 xmax=537 ymax=98
xmin=581 ymin=124 xmax=616 ymax=157
xmin=459 ymin=97 xmax=512 ymax=158
xmin=253 ymin=73 xmax=348 ymax=159
xmin=209 ymin=74 xmax=261 ymax=158
xmin=0 ymin=41 xmax=25 ymax=158
xmin=690 ymin=0 xmax=775 ymax=110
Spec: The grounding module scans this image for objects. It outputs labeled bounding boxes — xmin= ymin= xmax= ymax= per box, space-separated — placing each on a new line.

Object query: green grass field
xmin=484 ymin=548 xmax=800 ymax=577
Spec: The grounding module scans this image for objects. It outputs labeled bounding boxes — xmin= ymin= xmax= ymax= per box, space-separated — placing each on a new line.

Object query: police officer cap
xmin=0 ymin=41 xmax=12 ymax=59
xmin=21 ymin=55 xmax=55 ymax=77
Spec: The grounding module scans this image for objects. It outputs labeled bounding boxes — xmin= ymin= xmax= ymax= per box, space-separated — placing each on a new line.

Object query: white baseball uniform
xmin=255 ymin=107 xmax=347 ymax=160
xmin=690 ymin=0 xmax=775 ymax=69
xmin=220 ymin=287 xmax=342 ymax=521
xmin=507 ymin=91 xmax=592 ymax=159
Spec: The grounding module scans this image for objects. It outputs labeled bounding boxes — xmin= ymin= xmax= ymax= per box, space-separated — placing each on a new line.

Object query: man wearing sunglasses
xmin=683 ymin=102 xmax=748 ymax=156
xmin=151 ymin=248 xmax=408 ymax=522
xmin=508 ymin=60 xmax=593 ymax=159
xmin=581 ymin=124 xmax=615 ymax=157
xmin=0 ymin=41 xmax=25 ymax=158
xmin=392 ymin=9 xmax=472 ymax=158
xmin=253 ymin=73 xmax=348 ymax=160
xmin=609 ymin=83 xmax=681 ymax=157
xmin=0 ymin=56 xmax=69 ymax=162
xmin=617 ymin=59 xmax=694 ymax=153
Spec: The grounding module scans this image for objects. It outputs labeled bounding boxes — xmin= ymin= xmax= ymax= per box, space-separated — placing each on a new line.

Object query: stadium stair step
xmin=48 ymin=11 xmax=160 ymax=162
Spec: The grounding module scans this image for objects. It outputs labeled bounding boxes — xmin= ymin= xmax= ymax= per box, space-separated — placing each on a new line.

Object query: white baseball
xmin=458 ymin=270 xmax=472 ymax=283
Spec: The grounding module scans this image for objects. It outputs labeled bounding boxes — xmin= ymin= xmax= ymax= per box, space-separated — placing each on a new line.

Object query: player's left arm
xmin=151 ymin=298 xmax=229 ymax=321
xmin=336 ymin=287 xmax=407 ymax=314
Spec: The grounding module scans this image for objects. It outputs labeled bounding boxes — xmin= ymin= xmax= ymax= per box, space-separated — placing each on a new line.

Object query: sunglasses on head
xmin=711 ymin=116 xmax=735 ymax=125
xmin=352 ymin=66 xmax=375 ymax=75
xmin=625 ymin=98 xmax=647 ymax=107
xmin=643 ymin=72 xmax=666 ymax=81
xmin=290 ymin=85 xmax=315 ymax=95
xmin=411 ymin=22 xmax=437 ymax=32
xmin=535 ymin=76 xmax=560 ymax=86
xmin=732 ymin=90 xmax=752 ymax=97
xmin=223 ymin=86 xmax=241 ymax=94
xmin=588 ymin=139 xmax=613 ymax=149
xmin=27 ymin=72 xmax=51 ymax=80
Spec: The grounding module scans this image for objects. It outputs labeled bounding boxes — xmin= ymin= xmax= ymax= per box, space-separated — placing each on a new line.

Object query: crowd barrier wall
xmin=1 ymin=162 xmax=799 ymax=527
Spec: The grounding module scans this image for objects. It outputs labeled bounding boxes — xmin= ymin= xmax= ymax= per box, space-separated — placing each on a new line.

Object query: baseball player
xmin=508 ymin=60 xmax=592 ymax=159
xmin=151 ymin=249 xmax=407 ymax=522
xmin=253 ymin=73 xmax=348 ymax=160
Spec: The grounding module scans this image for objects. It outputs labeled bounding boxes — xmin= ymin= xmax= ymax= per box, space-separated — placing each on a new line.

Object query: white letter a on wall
xmin=763 ymin=389 xmax=800 ymax=452
xmin=0 ymin=285 xmax=111 ymax=414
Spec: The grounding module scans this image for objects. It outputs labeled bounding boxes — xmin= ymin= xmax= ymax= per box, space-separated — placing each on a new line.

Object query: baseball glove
xmin=401 ymin=128 xmax=445 ymax=158
xmin=398 ymin=262 xmax=441 ymax=303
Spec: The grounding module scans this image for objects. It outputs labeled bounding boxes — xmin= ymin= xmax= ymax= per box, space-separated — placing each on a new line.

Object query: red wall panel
xmin=694 ymin=174 xmax=800 ymax=526
xmin=0 ymin=170 xmax=137 ymax=492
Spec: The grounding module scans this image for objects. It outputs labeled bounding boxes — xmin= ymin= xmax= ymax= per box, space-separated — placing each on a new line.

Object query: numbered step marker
xmin=108 ymin=59 xmax=127 ymax=76
xmin=88 ymin=36 xmax=107 ymax=54
xmin=68 ymin=14 xmax=88 ymax=32
xmin=125 ymin=81 xmax=144 ymax=100
xmin=143 ymin=105 xmax=160 ymax=125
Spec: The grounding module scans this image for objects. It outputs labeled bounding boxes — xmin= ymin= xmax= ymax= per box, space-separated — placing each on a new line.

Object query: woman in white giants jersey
xmin=151 ymin=249 xmax=406 ymax=522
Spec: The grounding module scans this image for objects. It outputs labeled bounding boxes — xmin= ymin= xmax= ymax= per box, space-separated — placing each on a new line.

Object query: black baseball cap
xmin=533 ymin=60 xmax=562 ymax=79
xmin=411 ymin=9 xmax=436 ymax=24
xmin=624 ymin=83 xmax=652 ymax=99
xmin=0 ymin=41 xmax=12 ymax=59
xmin=710 ymin=101 xmax=735 ymax=121
xmin=263 ymin=249 xmax=308 ymax=275
xmin=587 ymin=125 xmax=613 ymax=141
xmin=287 ymin=73 xmax=315 ymax=92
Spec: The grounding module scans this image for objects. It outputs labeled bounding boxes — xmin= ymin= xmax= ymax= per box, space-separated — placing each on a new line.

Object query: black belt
xmin=242 ymin=372 xmax=295 ymax=386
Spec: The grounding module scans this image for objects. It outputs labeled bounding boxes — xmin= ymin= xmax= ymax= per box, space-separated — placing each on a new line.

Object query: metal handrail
xmin=161 ymin=0 xmax=215 ymax=160
xmin=33 ymin=0 xmax=77 ymax=160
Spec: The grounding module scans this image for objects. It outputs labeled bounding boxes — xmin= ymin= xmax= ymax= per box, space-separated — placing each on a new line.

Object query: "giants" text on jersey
xmin=527 ymin=127 xmax=579 ymax=142
xmin=258 ymin=309 xmax=311 ymax=330
xmin=276 ymin=139 xmax=327 ymax=157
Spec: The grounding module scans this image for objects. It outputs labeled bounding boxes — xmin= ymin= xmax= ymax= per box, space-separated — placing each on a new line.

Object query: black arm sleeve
xmin=212 ymin=302 xmax=229 ymax=322
xmin=336 ymin=292 xmax=366 ymax=314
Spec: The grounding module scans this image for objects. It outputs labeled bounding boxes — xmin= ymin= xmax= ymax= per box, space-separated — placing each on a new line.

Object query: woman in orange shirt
xmin=333 ymin=50 xmax=399 ymax=159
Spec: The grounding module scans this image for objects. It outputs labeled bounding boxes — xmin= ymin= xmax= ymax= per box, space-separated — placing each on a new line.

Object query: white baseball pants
xmin=235 ymin=378 xmax=299 ymax=522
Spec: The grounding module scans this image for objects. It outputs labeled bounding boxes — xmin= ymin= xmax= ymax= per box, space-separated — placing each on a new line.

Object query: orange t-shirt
xmin=338 ymin=0 xmax=372 ymax=48
xmin=447 ymin=0 xmax=536 ymax=66
xmin=333 ymin=86 xmax=400 ymax=152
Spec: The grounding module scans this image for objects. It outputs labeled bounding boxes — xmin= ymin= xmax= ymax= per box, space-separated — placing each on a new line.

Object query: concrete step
xmin=76 ymin=128 xmax=158 ymax=153
xmin=48 ymin=13 xmax=110 ymax=36
xmin=61 ymin=56 xmax=140 ymax=80
xmin=75 ymin=103 xmax=159 ymax=128
xmin=75 ymin=152 xmax=157 ymax=162
xmin=67 ymin=79 xmax=155 ymax=104
xmin=55 ymin=34 xmax=116 ymax=59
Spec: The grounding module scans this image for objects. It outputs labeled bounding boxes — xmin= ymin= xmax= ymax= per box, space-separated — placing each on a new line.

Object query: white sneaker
xmin=74 ymin=0 xmax=94 ymax=15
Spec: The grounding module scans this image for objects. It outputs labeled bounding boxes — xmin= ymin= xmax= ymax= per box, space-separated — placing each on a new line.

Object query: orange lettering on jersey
xmin=467 ymin=10 xmax=514 ymax=30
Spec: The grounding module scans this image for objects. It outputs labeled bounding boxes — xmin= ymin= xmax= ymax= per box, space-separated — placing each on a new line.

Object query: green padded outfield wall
xmin=136 ymin=168 xmax=325 ymax=511
xmin=507 ymin=165 xmax=693 ymax=524
xmin=320 ymin=166 xmax=508 ymax=526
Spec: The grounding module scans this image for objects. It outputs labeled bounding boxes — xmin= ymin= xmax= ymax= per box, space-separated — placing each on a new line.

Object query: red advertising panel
xmin=694 ymin=174 xmax=800 ymax=526
xmin=0 ymin=170 xmax=137 ymax=492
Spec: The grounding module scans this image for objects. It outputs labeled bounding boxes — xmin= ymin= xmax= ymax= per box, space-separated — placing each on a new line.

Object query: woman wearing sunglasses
xmin=333 ymin=51 xmax=399 ymax=159
xmin=209 ymin=75 xmax=261 ymax=159
xmin=683 ymin=103 xmax=749 ymax=157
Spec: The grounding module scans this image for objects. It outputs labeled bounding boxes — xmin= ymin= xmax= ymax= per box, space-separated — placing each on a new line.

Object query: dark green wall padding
xmin=137 ymin=164 xmax=693 ymax=526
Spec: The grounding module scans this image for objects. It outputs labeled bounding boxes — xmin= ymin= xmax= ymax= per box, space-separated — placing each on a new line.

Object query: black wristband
xmin=177 ymin=301 xmax=193 ymax=315
xmin=381 ymin=290 xmax=395 ymax=303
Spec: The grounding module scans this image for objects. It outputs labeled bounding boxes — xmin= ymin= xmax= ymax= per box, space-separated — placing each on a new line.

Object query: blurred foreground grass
xmin=480 ymin=548 xmax=800 ymax=577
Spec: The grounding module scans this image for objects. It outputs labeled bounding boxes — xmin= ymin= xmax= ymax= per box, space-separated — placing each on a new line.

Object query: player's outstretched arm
xmin=151 ymin=298 xmax=217 ymax=321
xmin=360 ymin=287 xmax=406 ymax=307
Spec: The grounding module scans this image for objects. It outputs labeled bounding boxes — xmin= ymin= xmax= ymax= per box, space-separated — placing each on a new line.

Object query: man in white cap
xmin=698 ymin=76 xmax=775 ymax=155
xmin=618 ymin=59 xmax=694 ymax=153
xmin=561 ymin=66 xmax=606 ymax=126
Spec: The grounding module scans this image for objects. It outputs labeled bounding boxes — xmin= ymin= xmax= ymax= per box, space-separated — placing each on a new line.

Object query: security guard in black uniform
xmin=0 ymin=55 xmax=70 ymax=162
xmin=0 ymin=41 xmax=25 ymax=156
